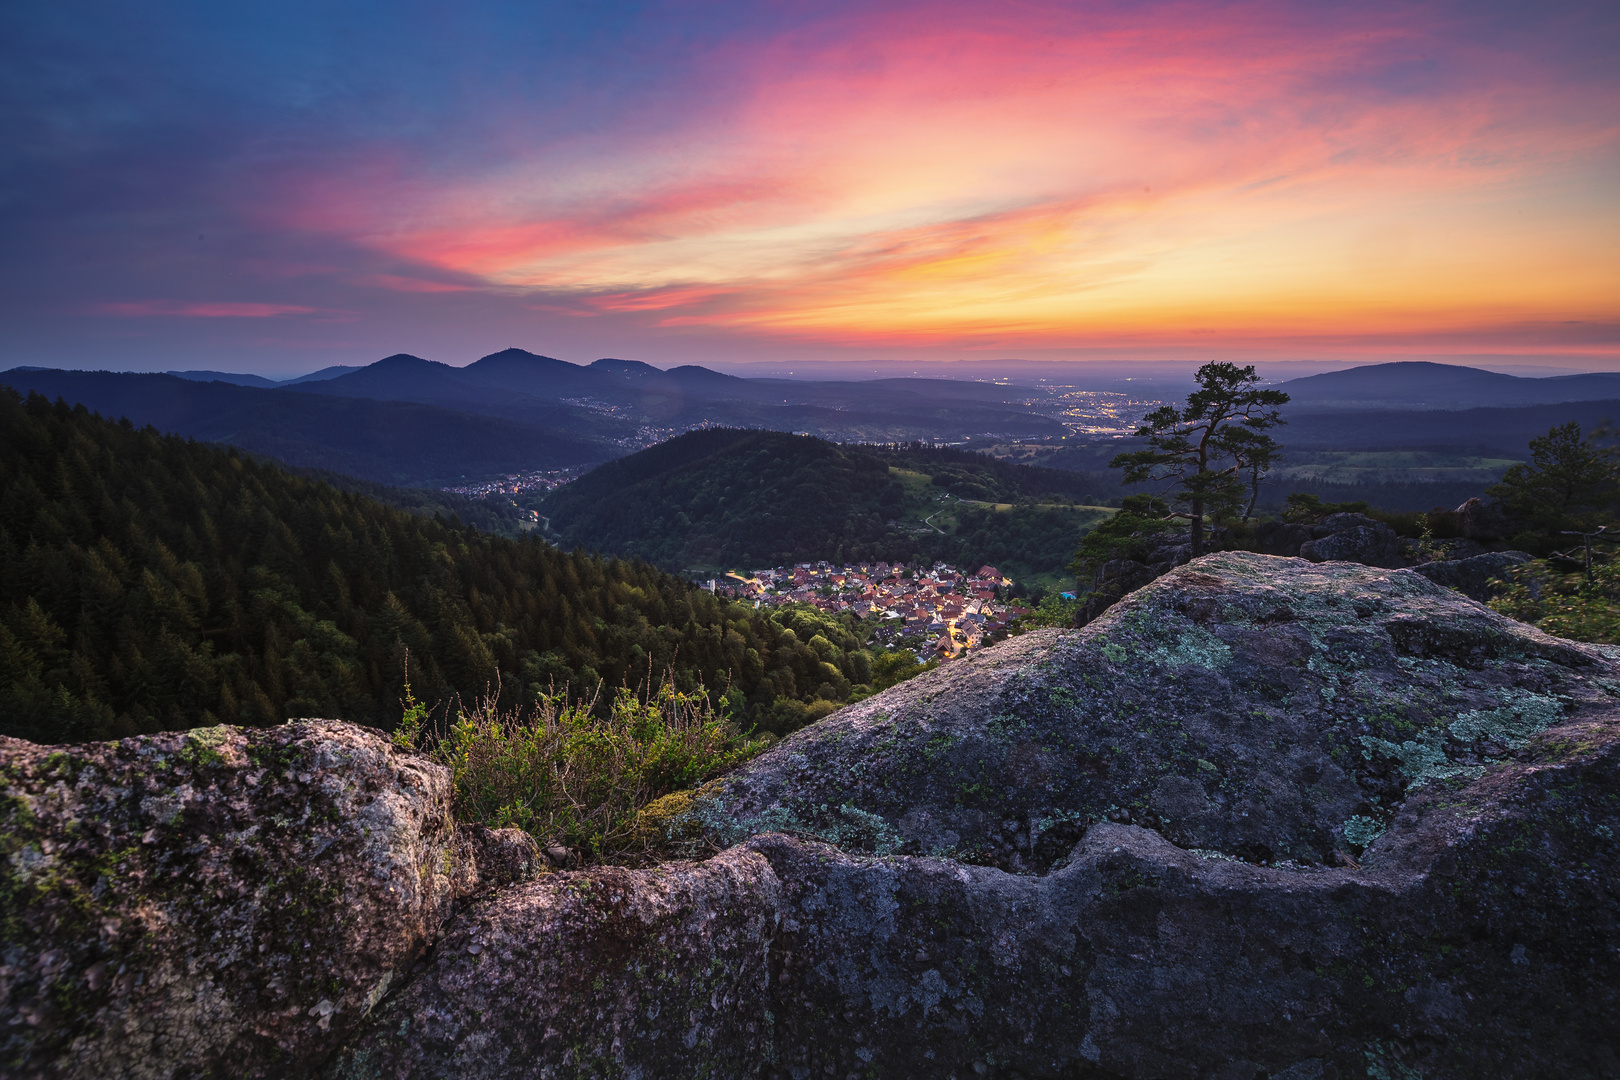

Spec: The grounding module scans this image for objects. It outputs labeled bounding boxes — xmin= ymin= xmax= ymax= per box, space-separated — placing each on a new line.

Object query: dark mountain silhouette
xmin=283 ymin=350 xmax=1065 ymax=439
xmin=165 ymin=370 xmax=281 ymax=388
xmin=281 ymin=364 xmax=362 ymax=384
xmin=460 ymin=347 xmax=617 ymax=398
xmin=285 ymin=352 xmax=471 ymax=401
xmin=542 ymin=429 xmax=1107 ymax=575
xmin=589 ymin=357 xmax=663 ymax=379
xmin=0 ymin=368 xmax=610 ymax=485
xmin=1277 ymin=361 xmax=1620 ymax=411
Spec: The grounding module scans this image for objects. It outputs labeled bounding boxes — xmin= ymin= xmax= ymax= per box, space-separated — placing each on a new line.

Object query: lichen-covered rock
xmin=744 ymin=739 xmax=1620 ymax=1079
xmin=321 ymin=552 xmax=1619 ymax=1078
xmin=331 ymin=734 xmax=1619 ymax=1079
xmin=0 ymin=720 xmax=536 ymax=1080
xmin=326 ymin=846 xmax=781 ymax=1079
xmin=700 ymin=553 xmax=1614 ymax=874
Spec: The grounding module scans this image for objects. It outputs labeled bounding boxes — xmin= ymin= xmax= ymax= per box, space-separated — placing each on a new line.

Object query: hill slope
xmin=0 ymin=391 xmax=900 ymax=743
xmin=0 ymin=368 xmax=612 ymax=485
xmin=1277 ymin=361 xmax=1620 ymax=411
xmin=541 ymin=429 xmax=1112 ymax=579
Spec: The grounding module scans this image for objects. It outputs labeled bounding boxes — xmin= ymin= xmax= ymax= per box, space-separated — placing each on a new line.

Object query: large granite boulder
xmin=11 ymin=555 xmax=1620 ymax=1078
xmin=702 ymin=552 xmax=1606 ymax=873
xmin=0 ymin=720 xmax=538 ymax=1080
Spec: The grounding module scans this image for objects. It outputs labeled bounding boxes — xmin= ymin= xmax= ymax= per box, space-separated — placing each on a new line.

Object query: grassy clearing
xmin=1273 ymin=450 xmax=1522 ymax=486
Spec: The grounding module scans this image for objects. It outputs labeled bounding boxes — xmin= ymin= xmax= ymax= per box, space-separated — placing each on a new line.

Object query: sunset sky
xmin=2 ymin=0 xmax=1616 ymax=376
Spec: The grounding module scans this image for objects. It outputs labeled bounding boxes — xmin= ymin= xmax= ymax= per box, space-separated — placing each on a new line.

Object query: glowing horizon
xmin=1 ymin=0 xmax=1615 ymax=374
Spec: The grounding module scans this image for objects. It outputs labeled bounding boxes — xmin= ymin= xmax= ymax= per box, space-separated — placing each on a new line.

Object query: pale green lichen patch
xmin=1450 ymin=690 xmax=1564 ymax=749
xmin=1142 ymin=625 xmax=1232 ymax=670
xmin=1358 ymin=734 xmax=1486 ymax=788
xmin=1342 ymin=815 xmax=1385 ymax=848
xmin=695 ymin=797 xmax=904 ymax=856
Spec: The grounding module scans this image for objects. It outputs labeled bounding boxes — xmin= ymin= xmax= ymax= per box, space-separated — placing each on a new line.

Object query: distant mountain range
xmin=279 ymin=348 xmax=1065 ymax=441
xmin=2 ymin=350 xmax=1066 ymax=485
xmin=0 ymin=369 xmax=610 ymax=486
xmin=1273 ymin=361 xmax=1620 ymax=412
xmin=7 ymin=355 xmax=1620 ymax=494
xmin=159 ymin=365 xmax=363 ymax=387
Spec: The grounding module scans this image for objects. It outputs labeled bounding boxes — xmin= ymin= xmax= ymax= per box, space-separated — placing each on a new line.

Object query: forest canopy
xmin=0 ymin=390 xmax=907 ymax=744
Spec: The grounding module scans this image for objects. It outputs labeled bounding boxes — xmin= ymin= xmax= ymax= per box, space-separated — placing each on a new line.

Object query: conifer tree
xmin=1110 ymin=362 xmax=1288 ymax=556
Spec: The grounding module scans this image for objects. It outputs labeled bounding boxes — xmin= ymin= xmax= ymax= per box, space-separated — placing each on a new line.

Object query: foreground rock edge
xmin=333 ymin=724 xmax=1619 ymax=1078
xmin=4 ymin=553 xmax=1618 ymax=1078
xmin=0 ymin=719 xmax=540 ymax=1080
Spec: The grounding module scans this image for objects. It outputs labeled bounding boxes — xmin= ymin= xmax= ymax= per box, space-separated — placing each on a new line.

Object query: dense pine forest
xmin=0 ymin=390 xmax=906 ymax=744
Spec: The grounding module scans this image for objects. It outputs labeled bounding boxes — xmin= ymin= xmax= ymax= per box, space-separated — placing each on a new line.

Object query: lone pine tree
xmin=1110 ymin=362 xmax=1289 ymax=556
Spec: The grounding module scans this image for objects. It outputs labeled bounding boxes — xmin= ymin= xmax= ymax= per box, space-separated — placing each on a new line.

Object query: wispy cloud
xmin=94 ymin=301 xmax=328 ymax=318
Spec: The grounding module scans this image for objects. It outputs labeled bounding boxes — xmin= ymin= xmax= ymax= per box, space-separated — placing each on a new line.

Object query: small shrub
xmin=420 ymin=677 xmax=769 ymax=863
xmin=1490 ymin=558 xmax=1620 ymax=643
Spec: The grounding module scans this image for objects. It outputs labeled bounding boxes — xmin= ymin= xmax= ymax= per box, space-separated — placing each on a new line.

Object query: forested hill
xmin=0 ymin=391 xmax=896 ymax=744
xmin=540 ymin=429 xmax=902 ymax=568
xmin=541 ymin=428 xmax=1112 ymax=578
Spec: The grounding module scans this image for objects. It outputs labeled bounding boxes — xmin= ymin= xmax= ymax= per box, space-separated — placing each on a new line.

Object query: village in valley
xmin=705 ymin=562 xmax=1030 ymax=661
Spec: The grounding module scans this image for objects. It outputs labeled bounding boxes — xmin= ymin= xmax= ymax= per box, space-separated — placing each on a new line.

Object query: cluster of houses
xmin=441 ymin=467 xmax=581 ymax=499
xmin=708 ymin=562 xmax=1031 ymax=660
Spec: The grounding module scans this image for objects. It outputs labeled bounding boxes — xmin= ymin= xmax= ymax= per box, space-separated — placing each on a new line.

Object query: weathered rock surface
xmin=1296 ymin=514 xmax=1405 ymax=568
xmin=11 ymin=555 xmax=1620 ymax=1078
xmin=1409 ymin=549 xmax=1533 ymax=602
xmin=328 ymin=847 xmax=782 ymax=1079
xmin=0 ymin=720 xmax=538 ymax=1080
xmin=704 ymin=553 xmax=1609 ymax=873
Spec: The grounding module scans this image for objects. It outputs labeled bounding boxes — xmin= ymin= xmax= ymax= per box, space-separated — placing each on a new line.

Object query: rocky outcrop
xmin=1455 ymin=496 xmax=1511 ymax=541
xmin=10 ymin=555 xmax=1620 ymax=1078
xmin=329 ymin=554 xmax=1620 ymax=1079
xmin=0 ymin=720 xmax=538 ymax=1080
xmin=1409 ymin=549 xmax=1534 ymax=602
xmin=1296 ymin=512 xmax=1405 ymax=568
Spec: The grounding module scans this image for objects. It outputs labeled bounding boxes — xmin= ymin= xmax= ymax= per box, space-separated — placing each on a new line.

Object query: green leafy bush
xmin=1490 ymin=558 xmax=1620 ymax=644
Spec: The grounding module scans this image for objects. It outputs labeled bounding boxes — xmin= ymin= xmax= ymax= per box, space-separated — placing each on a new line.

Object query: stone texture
xmin=1297 ymin=514 xmax=1405 ymax=568
xmin=0 ymin=720 xmax=538 ymax=1080
xmin=333 ymin=553 xmax=1620 ymax=1078
xmin=1409 ymin=550 xmax=1534 ymax=602
xmin=327 ymin=847 xmax=781 ymax=1080
xmin=703 ymin=553 xmax=1609 ymax=873
xmin=11 ymin=555 xmax=1620 ymax=1078
xmin=1455 ymin=496 xmax=1511 ymax=541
